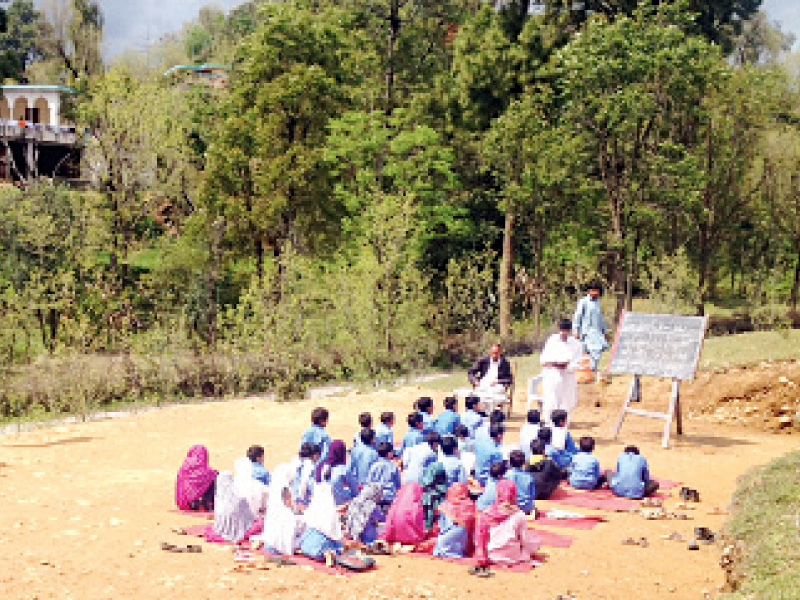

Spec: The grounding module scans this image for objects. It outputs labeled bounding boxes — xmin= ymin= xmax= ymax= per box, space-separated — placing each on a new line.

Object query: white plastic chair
xmin=526 ymin=374 xmax=544 ymax=412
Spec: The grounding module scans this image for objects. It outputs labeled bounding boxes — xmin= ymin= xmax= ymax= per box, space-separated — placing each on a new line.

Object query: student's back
xmin=474 ymin=426 xmax=504 ymax=486
xmin=506 ymin=451 xmax=535 ymax=513
xmin=611 ymin=449 xmax=652 ymax=499
xmin=440 ymin=454 xmax=467 ymax=486
xmin=367 ymin=456 xmax=402 ymax=504
xmin=519 ymin=424 xmax=540 ymax=460
xmin=476 ymin=477 xmax=499 ymax=510
xmin=350 ymin=438 xmax=379 ymax=487
xmin=404 ymin=433 xmax=440 ymax=484
xmin=435 ymin=409 xmax=460 ymax=437
xmin=569 ymin=452 xmax=601 ymax=490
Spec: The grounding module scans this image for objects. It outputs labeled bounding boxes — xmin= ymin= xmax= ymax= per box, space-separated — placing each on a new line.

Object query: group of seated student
xmin=175 ymin=396 xmax=658 ymax=575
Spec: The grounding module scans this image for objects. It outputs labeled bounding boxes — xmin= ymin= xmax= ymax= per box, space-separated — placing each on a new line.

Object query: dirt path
xmin=1 ymin=364 xmax=798 ymax=600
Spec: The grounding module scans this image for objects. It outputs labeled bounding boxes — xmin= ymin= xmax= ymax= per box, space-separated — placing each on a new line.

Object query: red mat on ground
xmin=534 ymin=513 xmax=606 ymax=530
xmin=547 ymin=487 xmax=669 ymax=512
xmin=406 ymin=552 xmax=545 ymax=573
xmin=170 ymin=509 xmax=214 ymax=519
xmin=527 ymin=528 xmax=574 ymax=549
xmin=654 ymin=478 xmax=681 ymax=491
xmin=184 ymin=522 xmax=230 ymax=543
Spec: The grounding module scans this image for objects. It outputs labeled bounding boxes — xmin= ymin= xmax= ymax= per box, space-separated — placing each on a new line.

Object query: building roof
xmin=163 ymin=63 xmax=233 ymax=77
xmin=0 ymin=85 xmax=76 ymax=94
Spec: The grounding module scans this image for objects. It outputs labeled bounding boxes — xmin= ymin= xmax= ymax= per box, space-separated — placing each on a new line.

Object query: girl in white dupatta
xmin=254 ymin=463 xmax=303 ymax=556
xmin=213 ymin=472 xmax=255 ymax=543
xmin=233 ymin=457 xmax=269 ymax=515
xmin=298 ymin=482 xmax=344 ymax=563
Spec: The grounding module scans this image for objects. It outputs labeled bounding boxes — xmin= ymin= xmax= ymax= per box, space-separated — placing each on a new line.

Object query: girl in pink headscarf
xmin=175 ymin=445 xmax=218 ymax=511
xmin=378 ymin=482 xmax=425 ymax=546
xmin=471 ymin=480 xmax=540 ymax=576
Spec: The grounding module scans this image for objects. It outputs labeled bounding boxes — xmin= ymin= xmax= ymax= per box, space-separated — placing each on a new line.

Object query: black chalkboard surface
xmin=609 ymin=312 xmax=708 ymax=381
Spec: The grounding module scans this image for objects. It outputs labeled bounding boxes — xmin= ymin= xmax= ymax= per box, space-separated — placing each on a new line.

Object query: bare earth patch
xmin=2 ymin=362 xmax=799 ymax=600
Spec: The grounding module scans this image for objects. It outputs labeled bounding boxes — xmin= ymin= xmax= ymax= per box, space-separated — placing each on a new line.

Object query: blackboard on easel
xmin=609 ymin=311 xmax=709 ymax=447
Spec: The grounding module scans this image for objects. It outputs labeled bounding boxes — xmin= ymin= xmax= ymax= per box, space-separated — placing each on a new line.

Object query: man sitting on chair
xmin=468 ymin=344 xmax=513 ymax=394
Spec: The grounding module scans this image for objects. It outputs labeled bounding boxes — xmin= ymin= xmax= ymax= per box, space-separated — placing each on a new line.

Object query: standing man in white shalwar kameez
xmin=540 ymin=318 xmax=583 ymax=425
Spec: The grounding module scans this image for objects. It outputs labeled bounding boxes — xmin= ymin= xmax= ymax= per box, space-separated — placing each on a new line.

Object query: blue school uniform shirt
xmin=299 ymin=527 xmax=343 ymax=562
xmin=299 ymin=424 xmax=331 ymax=464
xmin=569 ymin=451 xmax=601 ymax=490
xmin=251 ymin=461 xmax=271 ymax=486
xmin=433 ymin=513 xmax=469 ymax=559
xmin=366 ymin=457 xmax=402 ymax=504
xmin=507 ymin=468 xmax=536 ymax=513
xmin=350 ymin=443 xmax=379 ymax=487
xmin=400 ymin=429 xmax=424 ymax=455
xmin=292 ymin=458 xmax=316 ymax=505
xmin=329 ymin=463 xmax=358 ymax=506
xmin=435 ymin=410 xmax=461 ymax=437
xmin=611 ymin=452 xmax=651 ymax=499
xmin=474 ymin=437 xmax=503 ymax=486
xmin=375 ymin=423 xmax=394 ymax=449
xmin=545 ymin=443 xmax=573 ymax=470
xmin=419 ymin=411 xmax=436 ymax=435
xmin=460 ymin=410 xmax=483 ymax=438
xmin=440 ymin=454 xmax=467 ymax=486
xmin=476 ymin=478 xmax=499 ymax=510
xmin=404 ymin=443 xmax=437 ymax=484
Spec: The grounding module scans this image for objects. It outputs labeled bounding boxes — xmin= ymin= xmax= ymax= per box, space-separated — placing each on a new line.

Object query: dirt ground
xmin=2 ymin=362 xmax=799 ymax=600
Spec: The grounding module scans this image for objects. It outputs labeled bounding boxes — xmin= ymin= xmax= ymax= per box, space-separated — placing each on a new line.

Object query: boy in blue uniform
xmin=247 ymin=445 xmax=270 ymax=485
xmin=610 ymin=445 xmax=659 ymax=499
xmin=460 ymin=395 xmax=483 ymax=438
xmin=435 ymin=396 xmax=461 ymax=437
xmin=474 ymin=423 xmax=504 ymax=485
xmin=506 ymin=450 xmax=536 ymax=514
xmin=299 ymin=407 xmax=331 ymax=464
xmin=476 ymin=461 xmax=507 ymax=510
xmin=519 ymin=409 xmax=541 ymax=460
xmin=375 ymin=412 xmax=396 ymax=451
xmin=353 ymin=413 xmax=373 ymax=447
xmin=439 ymin=435 xmax=467 ymax=486
xmin=350 ymin=428 xmax=379 ymax=487
xmin=404 ymin=431 xmax=440 ymax=484
xmin=367 ymin=441 xmax=402 ymax=507
xmin=416 ymin=396 xmax=436 ymax=434
xmin=475 ymin=409 xmax=505 ymax=441
xmin=569 ymin=436 xmax=606 ymax=490
xmin=399 ymin=413 xmax=424 ymax=456
xmin=545 ymin=410 xmax=579 ymax=469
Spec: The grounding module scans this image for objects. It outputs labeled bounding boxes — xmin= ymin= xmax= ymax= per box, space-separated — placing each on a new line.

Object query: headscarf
xmin=234 ymin=456 xmax=269 ymax=515
xmin=420 ymin=462 xmax=448 ymax=531
xmin=256 ymin=463 xmax=301 ymax=555
xmin=212 ymin=472 xmax=256 ymax=543
xmin=175 ymin=444 xmax=218 ymax=510
xmin=315 ymin=439 xmax=347 ymax=483
xmin=439 ymin=482 xmax=476 ymax=533
xmin=302 ymin=482 xmax=342 ymax=542
xmin=473 ymin=480 xmax=519 ymax=566
xmin=379 ymin=482 xmax=424 ymax=545
xmin=346 ymin=483 xmax=383 ymax=542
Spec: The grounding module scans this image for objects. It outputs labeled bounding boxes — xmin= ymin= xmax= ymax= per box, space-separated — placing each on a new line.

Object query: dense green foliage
xmin=2 ymin=0 xmax=800 ymax=414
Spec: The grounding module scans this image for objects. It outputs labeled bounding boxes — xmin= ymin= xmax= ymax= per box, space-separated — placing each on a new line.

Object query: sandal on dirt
xmin=170 ymin=527 xmax=188 ymax=535
xmin=365 ymin=543 xmax=391 ymax=556
xmin=638 ymin=537 xmax=649 ymax=548
xmin=468 ymin=566 xmax=494 ymax=578
xmin=169 ymin=544 xmax=202 ymax=553
xmin=687 ymin=539 xmax=700 ymax=550
xmin=660 ymin=531 xmax=685 ymax=542
xmin=621 ymin=537 xmax=639 ymax=546
xmin=265 ymin=556 xmax=296 ymax=567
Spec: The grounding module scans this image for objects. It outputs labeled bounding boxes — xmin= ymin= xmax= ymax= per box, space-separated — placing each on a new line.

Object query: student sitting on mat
xmin=519 ymin=409 xmax=541 ymax=460
xmin=417 ymin=396 xmax=437 ymax=435
xmin=421 ymin=462 xmax=449 ymax=535
xmin=247 ymin=445 xmax=270 ymax=486
xmin=175 ymin=444 xmax=218 ymax=511
xmin=433 ymin=482 xmax=476 ymax=559
xmin=506 ymin=450 xmax=536 ymax=514
xmin=292 ymin=442 xmax=320 ymax=505
xmin=455 ymin=424 xmax=476 ymax=476
xmin=299 ymin=483 xmax=345 ymax=561
xmin=476 ymin=460 xmax=507 ymax=511
xmin=255 ymin=463 xmax=303 ymax=556
xmin=545 ymin=410 xmax=578 ymax=469
xmin=350 ymin=428 xmax=379 ymax=488
xmin=609 ymin=445 xmax=659 ymax=499
xmin=366 ymin=441 xmax=402 ymax=506
xmin=378 ymin=482 xmax=425 ymax=546
xmin=299 ymin=407 xmax=331 ymax=465
xmin=345 ymin=483 xmax=386 ymax=545
xmin=400 ymin=413 xmax=424 ymax=456
xmin=461 ymin=395 xmax=483 ymax=438
xmin=527 ymin=438 xmax=567 ymax=500
xmin=375 ymin=411 xmax=396 ymax=452
xmin=470 ymin=480 xmax=541 ymax=577
xmin=353 ymin=412 xmax=373 ymax=448
xmin=569 ymin=436 xmax=607 ymax=490
xmin=316 ymin=439 xmax=357 ymax=506
xmin=474 ymin=423 xmax=504 ymax=486
xmin=435 ymin=396 xmax=461 ymax=437
xmin=404 ymin=431 xmax=440 ymax=484
xmin=475 ymin=409 xmax=505 ymax=442
xmin=439 ymin=435 xmax=467 ymax=486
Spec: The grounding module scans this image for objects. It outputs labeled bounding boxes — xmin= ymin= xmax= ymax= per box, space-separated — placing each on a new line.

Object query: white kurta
xmin=539 ymin=334 xmax=583 ymax=423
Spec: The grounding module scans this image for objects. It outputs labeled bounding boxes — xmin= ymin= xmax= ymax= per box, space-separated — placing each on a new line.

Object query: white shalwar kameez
xmin=539 ymin=334 xmax=583 ymax=424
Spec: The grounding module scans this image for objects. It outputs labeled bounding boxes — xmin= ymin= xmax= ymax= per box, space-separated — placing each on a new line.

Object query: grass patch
xmin=722 ymin=449 xmax=800 ymax=599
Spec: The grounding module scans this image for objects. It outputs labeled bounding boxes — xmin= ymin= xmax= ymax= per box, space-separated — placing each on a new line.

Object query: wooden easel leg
xmin=675 ymin=384 xmax=683 ymax=436
xmin=662 ymin=379 xmax=680 ymax=448
xmin=612 ymin=375 xmax=639 ymax=439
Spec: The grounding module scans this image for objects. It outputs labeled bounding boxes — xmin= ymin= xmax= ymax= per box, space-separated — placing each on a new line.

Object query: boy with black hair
xmin=299 ymin=407 xmax=331 ymax=464
xmin=455 ymin=424 xmax=473 ymax=454
xmin=474 ymin=423 xmax=504 ymax=485
xmin=610 ymin=445 xmax=659 ymax=499
xmin=527 ymin=438 xmax=567 ymax=500
xmin=400 ymin=413 xmax=424 ymax=456
xmin=367 ymin=441 xmax=402 ymax=506
xmin=376 ymin=411 xmax=396 ymax=450
xmin=546 ymin=409 xmax=578 ymax=469
xmin=350 ymin=428 xmax=379 ymax=487
xmin=569 ymin=436 xmax=606 ymax=490
xmin=353 ymin=412 xmax=374 ymax=447
xmin=417 ymin=396 xmax=436 ymax=434
xmin=507 ymin=449 xmax=536 ymax=514
xmin=435 ymin=396 xmax=461 ymax=437
xmin=476 ymin=409 xmax=505 ymax=441
xmin=439 ymin=435 xmax=467 ymax=486
xmin=247 ymin=445 xmax=270 ymax=485
xmin=404 ymin=430 xmax=440 ymax=484
xmin=519 ymin=409 xmax=541 ymax=460
xmin=292 ymin=442 xmax=320 ymax=504
xmin=461 ymin=395 xmax=484 ymax=438
xmin=476 ymin=461 xmax=507 ymax=510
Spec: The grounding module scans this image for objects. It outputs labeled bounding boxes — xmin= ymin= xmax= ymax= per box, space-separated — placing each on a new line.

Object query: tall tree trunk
xmin=499 ymin=209 xmax=515 ymax=337
xmin=697 ymin=223 xmax=709 ymax=316
xmin=48 ymin=308 xmax=59 ymax=354
xmin=790 ymin=239 xmax=800 ymax=312
xmin=385 ymin=0 xmax=400 ymax=115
